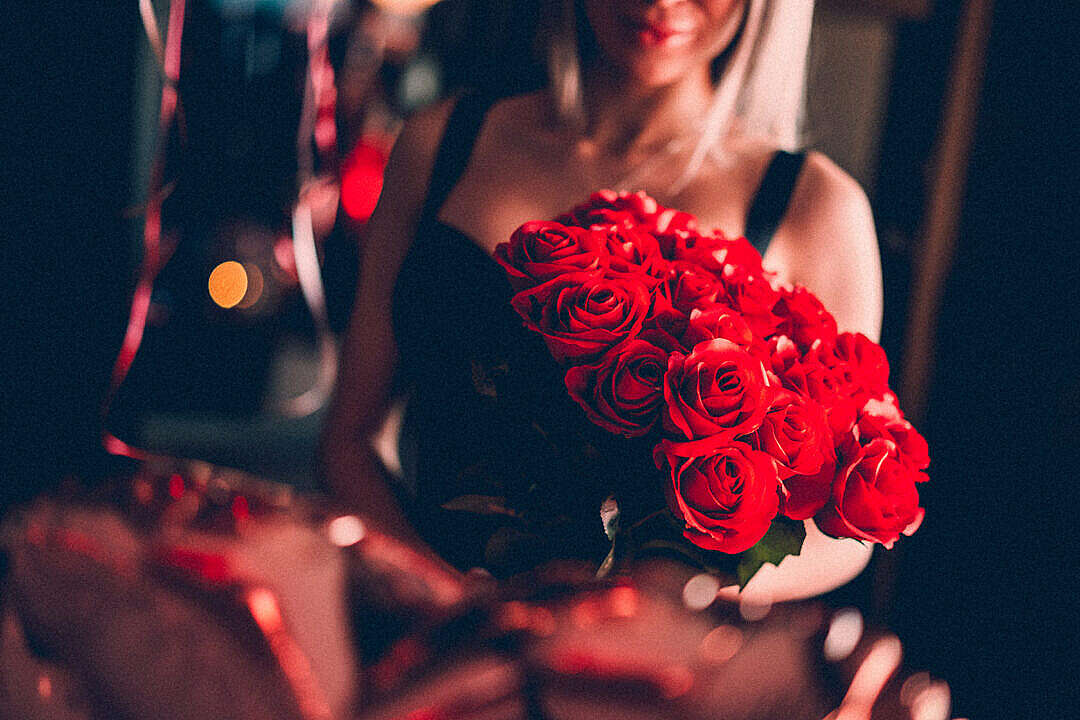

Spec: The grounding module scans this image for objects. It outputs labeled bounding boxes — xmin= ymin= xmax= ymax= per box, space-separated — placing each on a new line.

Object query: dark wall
xmin=5 ymin=2 xmax=139 ymax=507
xmin=882 ymin=3 xmax=1078 ymax=718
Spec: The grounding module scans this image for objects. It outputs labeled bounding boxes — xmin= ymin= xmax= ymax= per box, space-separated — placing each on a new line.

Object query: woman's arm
xmin=319 ymin=99 xmax=456 ymax=543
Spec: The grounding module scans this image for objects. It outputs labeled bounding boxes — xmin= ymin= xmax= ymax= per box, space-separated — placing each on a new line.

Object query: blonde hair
xmin=544 ymin=0 xmax=815 ymax=192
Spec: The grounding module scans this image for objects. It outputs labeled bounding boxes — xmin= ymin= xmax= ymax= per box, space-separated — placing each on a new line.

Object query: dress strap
xmin=744 ymin=150 xmax=808 ymax=256
xmin=419 ymin=89 xmax=497 ymax=226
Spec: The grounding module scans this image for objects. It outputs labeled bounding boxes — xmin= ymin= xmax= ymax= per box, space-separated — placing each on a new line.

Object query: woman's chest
xmin=435 ymin=134 xmax=772 ymax=258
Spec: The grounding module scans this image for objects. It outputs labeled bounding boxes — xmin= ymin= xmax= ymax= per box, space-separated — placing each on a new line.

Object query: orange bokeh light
xmin=208 ymin=260 xmax=248 ymax=308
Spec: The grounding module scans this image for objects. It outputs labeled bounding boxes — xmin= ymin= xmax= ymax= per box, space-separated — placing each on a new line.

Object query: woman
xmin=322 ymin=0 xmax=882 ymax=602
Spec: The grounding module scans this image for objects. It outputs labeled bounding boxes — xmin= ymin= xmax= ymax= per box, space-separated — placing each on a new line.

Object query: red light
xmin=608 ymin=585 xmax=639 ymax=617
xmin=246 ymin=588 xmax=283 ymax=632
xmin=168 ymin=473 xmax=184 ymax=500
xmin=157 ymin=547 xmax=230 ymax=584
xmin=231 ymin=495 xmax=250 ymax=521
xmin=340 ymin=139 xmax=388 ymax=222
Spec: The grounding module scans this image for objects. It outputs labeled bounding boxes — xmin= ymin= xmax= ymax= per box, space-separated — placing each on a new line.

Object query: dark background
xmin=5 ymin=2 xmax=1077 ymax=717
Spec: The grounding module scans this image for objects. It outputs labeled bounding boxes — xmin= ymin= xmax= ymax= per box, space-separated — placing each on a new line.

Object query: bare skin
xmin=322 ymin=2 xmax=882 ymax=598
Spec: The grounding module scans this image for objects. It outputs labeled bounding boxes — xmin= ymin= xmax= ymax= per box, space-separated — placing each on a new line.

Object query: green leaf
xmin=440 ymin=495 xmax=521 ymax=518
xmin=596 ymin=543 xmax=617 ymax=578
xmin=736 ymin=518 xmax=807 ymax=588
xmin=596 ymin=525 xmax=632 ymax=579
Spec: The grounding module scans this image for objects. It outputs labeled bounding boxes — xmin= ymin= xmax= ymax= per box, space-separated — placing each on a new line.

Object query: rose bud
xmin=770 ymin=336 xmax=857 ymax=436
xmin=752 ymin=389 xmax=831 ymax=480
xmin=828 ymin=332 xmax=891 ymax=402
xmin=857 ymin=398 xmax=931 ymax=471
xmin=682 ymin=304 xmax=757 ymax=351
xmin=749 ymin=389 xmax=835 ymax=519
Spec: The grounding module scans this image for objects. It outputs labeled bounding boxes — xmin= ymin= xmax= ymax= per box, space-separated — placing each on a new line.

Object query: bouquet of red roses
xmin=495 ymin=190 xmax=928 ymax=583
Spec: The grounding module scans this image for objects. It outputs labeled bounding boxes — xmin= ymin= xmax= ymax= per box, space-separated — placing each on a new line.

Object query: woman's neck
xmin=577 ymin=64 xmax=715 ymax=157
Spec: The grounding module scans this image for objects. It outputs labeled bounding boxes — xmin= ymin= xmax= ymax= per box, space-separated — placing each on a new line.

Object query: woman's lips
xmin=628 ymin=18 xmax=695 ymax=48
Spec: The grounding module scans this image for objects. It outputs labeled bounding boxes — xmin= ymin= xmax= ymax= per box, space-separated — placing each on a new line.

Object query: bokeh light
xmin=824 ymin=607 xmax=865 ymax=662
xmin=909 ymin=678 xmax=952 ymax=720
xmin=246 ymin=587 xmax=283 ymax=633
xmin=682 ymin=573 xmax=721 ymax=610
xmin=659 ymin=665 xmax=694 ymax=699
xmin=168 ymin=473 xmax=184 ymax=500
xmin=843 ymin=636 xmax=903 ymax=712
xmin=340 ymin=139 xmax=388 ymax=222
xmin=208 ymin=260 xmax=248 ymax=308
xmin=327 ymin=515 xmax=366 ymax=547
xmin=608 ymin=585 xmax=639 ymax=618
xmin=900 ymin=671 xmax=932 ymax=706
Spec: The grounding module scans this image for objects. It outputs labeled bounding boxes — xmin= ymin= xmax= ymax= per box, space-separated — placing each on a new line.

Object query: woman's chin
xmin=716 ymin=520 xmax=874 ymax=605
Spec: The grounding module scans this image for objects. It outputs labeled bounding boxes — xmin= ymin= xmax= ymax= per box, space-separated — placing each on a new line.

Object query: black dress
xmin=391 ymin=91 xmax=807 ymax=576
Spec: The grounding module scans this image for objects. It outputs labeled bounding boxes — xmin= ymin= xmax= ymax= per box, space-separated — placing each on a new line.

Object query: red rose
xmin=752 ymin=390 xmax=831 ymax=480
xmin=511 ymin=272 xmax=653 ymax=363
xmin=717 ymin=265 xmax=782 ymax=338
xmin=857 ymin=398 xmax=930 ymax=471
xmin=590 ymin=225 xmax=668 ymax=279
xmin=681 ymin=305 xmax=758 ymax=352
xmin=641 ymin=296 xmax=691 ymax=353
xmin=663 ymin=338 xmax=772 ymax=441
xmin=828 ymin=333 xmax=891 ymax=401
xmin=749 ymin=389 xmax=834 ymax=519
xmin=780 ymin=451 xmax=836 ymax=521
xmin=773 ymin=286 xmax=838 ymax=351
xmin=671 ymin=230 xmax=764 ymax=276
xmin=768 ymin=336 xmax=858 ymax=436
xmin=816 ymin=437 xmax=926 ymax=548
xmin=654 ymin=436 xmax=780 ymax=554
xmin=661 ymin=261 xmax=722 ymax=314
xmin=556 ymin=189 xmax=657 ymax=230
xmin=564 ymin=332 xmax=677 ymax=437
xmin=494 ymin=221 xmax=606 ymax=290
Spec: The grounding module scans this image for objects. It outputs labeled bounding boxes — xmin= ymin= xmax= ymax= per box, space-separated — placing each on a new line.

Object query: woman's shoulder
xmin=786 ymin=151 xmax=874 ymax=236
xmin=769 ymin=150 xmax=883 ymax=339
